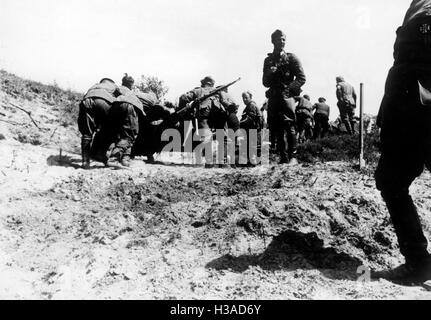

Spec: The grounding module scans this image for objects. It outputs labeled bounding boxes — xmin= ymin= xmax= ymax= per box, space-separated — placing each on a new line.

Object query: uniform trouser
xmin=77 ymin=98 xmax=111 ymax=162
xmin=106 ymin=102 xmax=139 ymax=159
xmin=296 ymin=112 xmax=313 ymax=142
xmin=244 ymin=129 xmax=261 ymax=164
xmin=338 ymin=102 xmax=356 ymax=134
xmin=375 ymin=53 xmax=431 ymax=264
xmin=78 ymin=98 xmax=111 ymax=138
xmin=313 ymin=113 xmax=329 ymax=138
xmin=267 ymin=93 xmax=297 ymax=160
xmin=195 ymin=119 xmax=213 ymax=165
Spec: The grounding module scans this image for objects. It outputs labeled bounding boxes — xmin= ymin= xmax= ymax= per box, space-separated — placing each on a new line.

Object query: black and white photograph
xmin=1 ymin=0 xmax=431 ymax=303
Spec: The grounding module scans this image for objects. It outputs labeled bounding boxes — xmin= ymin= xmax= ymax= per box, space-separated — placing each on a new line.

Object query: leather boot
xmin=81 ymin=137 xmax=92 ymax=169
xmin=350 ymin=121 xmax=357 ymax=135
xmin=381 ymin=190 xmax=429 ymax=264
xmin=343 ymin=120 xmax=353 ymax=135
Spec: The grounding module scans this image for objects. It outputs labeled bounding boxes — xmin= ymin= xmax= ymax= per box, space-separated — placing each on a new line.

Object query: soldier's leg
xmin=376 ymin=152 xmax=428 ymax=265
xmin=275 ymin=121 xmax=288 ymax=163
xmin=121 ymin=105 xmax=139 ymax=166
xmin=338 ymin=102 xmax=352 ymax=135
xmin=305 ymin=118 xmax=314 ymax=141
xmin=286 ymin=121 xmax=297 ymax=162
xmin=322 ymin=116 xmax=329 ymax=138
xmin=88 ymin=98 xmax=112 ymax=165
xmin=266 ymin=102 xmax=277 ymax=152
xmin=296 ymin=115 xmax=305 ymax=144
xmin=78 ymin=99 xmax=97 ymax=168
xmin=313 ymin=115 xmax=321 ymax=139
xmin=349 ymin=106 xmax=357 ymax=134
xmin=92 ymin=98 xmax=111 ymax=130
xmin=376 ymin=74 xmax=431 ymax=266
xmin=111 ymin=103 xmax=139 ymax=166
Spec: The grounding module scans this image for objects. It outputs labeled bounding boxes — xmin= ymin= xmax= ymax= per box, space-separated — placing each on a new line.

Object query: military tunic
xmin=262 ymin=50 xmax=306 ymax=161
xmin=104 ymin=87 xmax=144 ymax=162
xmin=312 ymin=102 xmax=330 ymax=138
xmin=336 ymin=80 xmax=357 ymax=134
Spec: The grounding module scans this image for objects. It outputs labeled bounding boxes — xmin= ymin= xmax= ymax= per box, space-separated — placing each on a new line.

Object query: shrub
xmin=297 ymin=119 xmax=380 ymax=166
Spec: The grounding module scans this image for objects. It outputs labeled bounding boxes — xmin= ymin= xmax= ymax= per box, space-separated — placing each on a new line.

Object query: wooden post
xmin=359 ymin=83 xmax=365 ymax=169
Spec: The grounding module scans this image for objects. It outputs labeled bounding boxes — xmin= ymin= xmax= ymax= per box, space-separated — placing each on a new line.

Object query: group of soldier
xmin=78 ymin=74 xmax=170 ymax=168
xmin=75 ymin=0 xmax=431 ymax=286
xmin=78 ymin=29 xmax=358 ymax=169
xmin=78 ymin=73 xmax=267 ymax=169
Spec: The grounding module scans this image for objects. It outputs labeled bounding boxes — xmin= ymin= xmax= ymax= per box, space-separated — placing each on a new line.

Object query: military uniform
xmin=313 ymin=101 xmax=330 ymax=138
xmin=336 ymin=77 xmax=357 ymax=135
xmin=294 ymin=96 xmax=314 ymax=143
xmin=78 ymin=80 xmax=120 ymax=168
xmin=240 ymin=100 xmax=263 ymax=165
xmin=179 ymin=84 xmax=216 ymax=165
xmin=105 ymin=86 xmax=144 ymax=166
xmin=226 ymin=103 xmax=240 ymax=132
xmin=263 ymin=50 xmax=306 ymax=162
xmin=132 ymin=92 xmax=173 ymax=162
xmin=373 ymin=0 xmax=431 ymax=282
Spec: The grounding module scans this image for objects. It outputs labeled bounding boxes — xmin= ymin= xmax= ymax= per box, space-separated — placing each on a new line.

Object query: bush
xmin=297 ymin=120 xmax=380 ymax=166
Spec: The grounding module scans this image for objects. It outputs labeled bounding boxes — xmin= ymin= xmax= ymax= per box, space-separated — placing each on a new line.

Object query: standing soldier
xmin=313 ymin=97 xmax=330 ymax=139
xmin=214 ymin=86 xmax=240 ymax=167
xmin=179 ymin=76 xmax=217 ymax=167
xmin=240 ymin=91 xmax=264 ymax=166
xmin=335 ymin=76 xmax=357 ymax=135
xmin=294 ymin=94 xmax=314 ymax=143
xmin=263 ymin=29 xmax=306 ymax=164
xmin=372 ymin=0 xmax=431 ymax=284
xmin=105 ymin=74 xmax=145 ymax=167
xmin=78 ymin=78 xmax=120 ymax=169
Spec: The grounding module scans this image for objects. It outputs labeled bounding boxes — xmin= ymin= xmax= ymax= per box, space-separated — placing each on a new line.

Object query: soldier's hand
xmin=270 ymin=66 xmax=278 ymax=73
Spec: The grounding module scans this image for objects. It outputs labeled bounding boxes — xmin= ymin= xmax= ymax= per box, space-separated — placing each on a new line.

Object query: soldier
xmin=263 ymin=29 xmax=306 ymax=164
xmin=78 ymin=78 xmax=120 ymax=168
xmin=105 ymin=74 xmax=145 ymax=167
xmin=179 ymin=76 xmax=217 ymax=167
xmin=335 ymin=76 xmax=357 ymax=135
xmin=313 ymin=97 xmax=330 ymax=139
xmin=214 ymin=87 xmax=241 ymax=167
xmin=240 ymin=91 xmax=263 ymax=166
xmin=294 ymin=94 xmax=314 ymax=143
xmin=226 ymin=100 xmax=240 ymax=133
xmin=372 ymin=0 xmax=431 ymax=284
xmin=132 ymin=91 xmax=173 ymax=163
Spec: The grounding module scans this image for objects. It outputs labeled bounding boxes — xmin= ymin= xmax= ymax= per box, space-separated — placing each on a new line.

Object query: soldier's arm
xmin=262 ymin=58 xmax=275 ymax=88
xmin=336 ymin=85 xmax=342 ymax=101
xmin=249 ymin=102 xmax=260 ymax=123
xmin=178 ymin=90 xmax=197 ymax=109
xmin=288 ymin=54 xmax=306 ymax=91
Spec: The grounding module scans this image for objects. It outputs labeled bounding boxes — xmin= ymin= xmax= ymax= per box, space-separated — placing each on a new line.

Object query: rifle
xmin=172 ymin=77 xmax=242 ymax=120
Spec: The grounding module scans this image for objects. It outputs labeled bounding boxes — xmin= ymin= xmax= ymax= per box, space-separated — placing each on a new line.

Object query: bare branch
xmin=3 ymin=102 xmax=44 ymax=130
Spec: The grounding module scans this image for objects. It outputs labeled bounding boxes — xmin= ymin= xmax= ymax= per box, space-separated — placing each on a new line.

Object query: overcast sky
xmin=0 ymin=0 xmax=409 ymax=119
